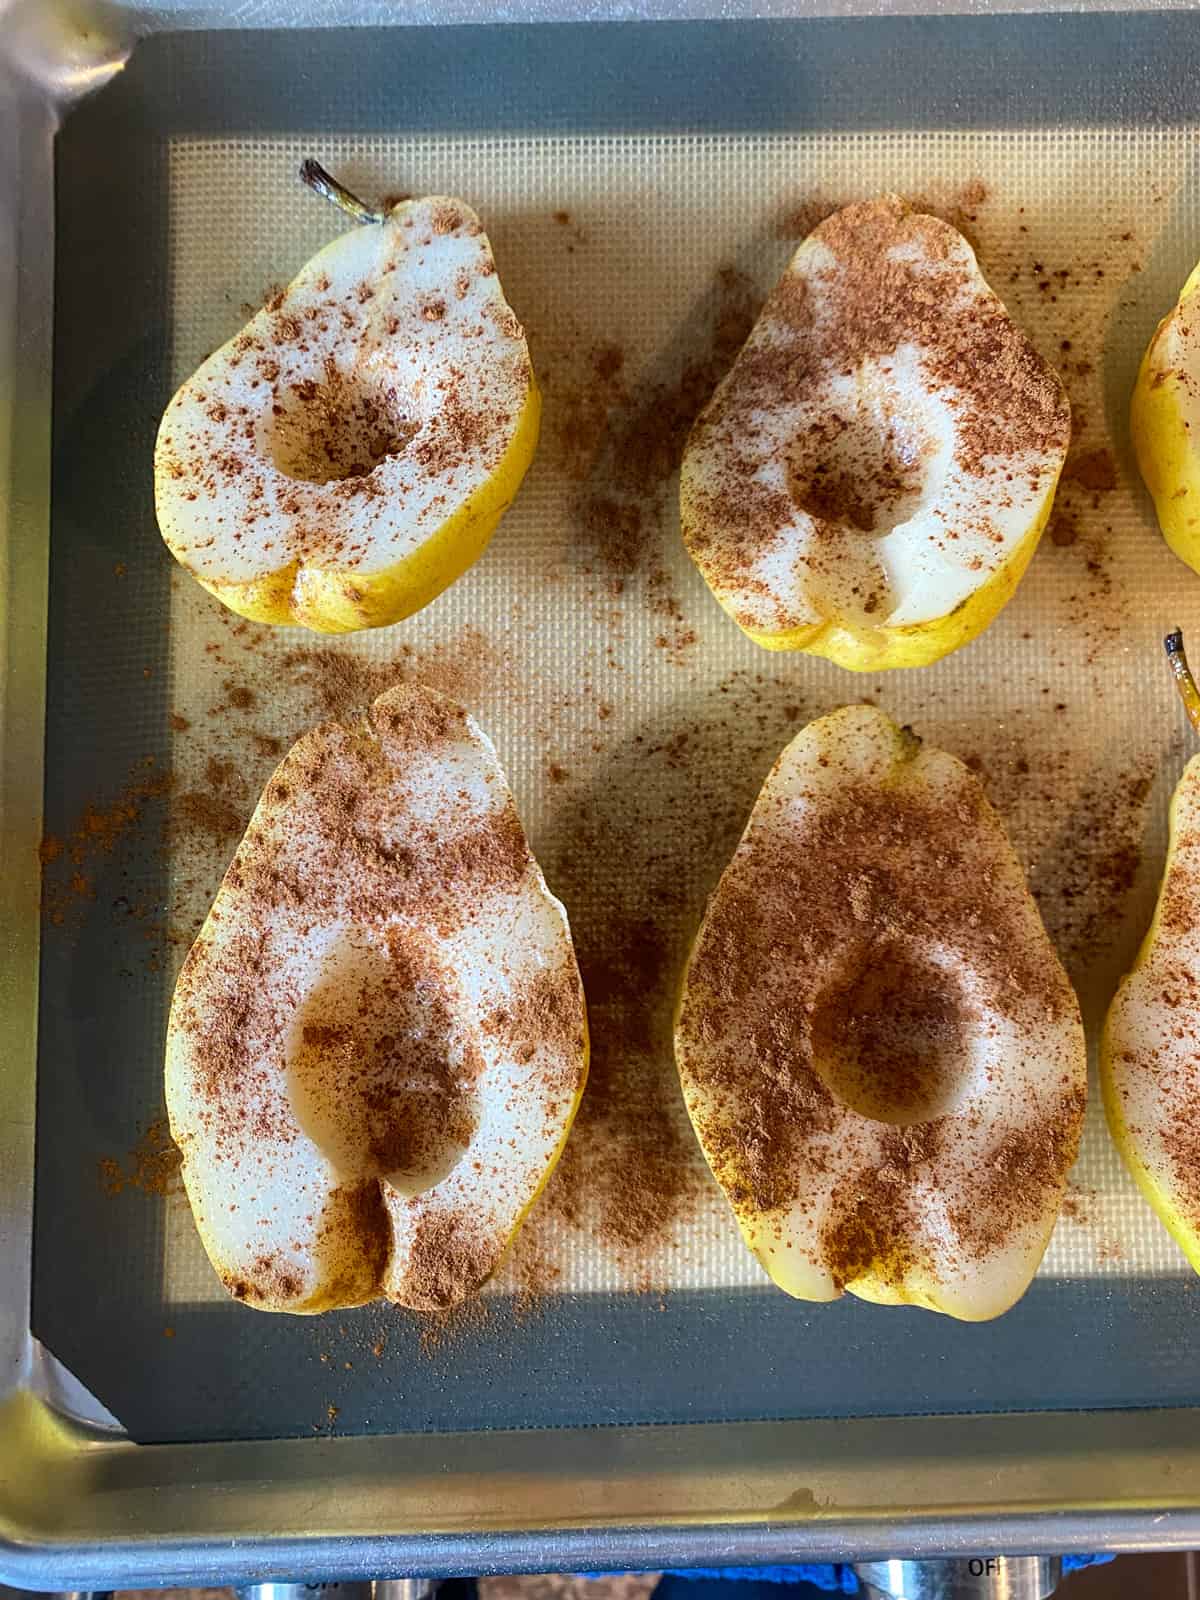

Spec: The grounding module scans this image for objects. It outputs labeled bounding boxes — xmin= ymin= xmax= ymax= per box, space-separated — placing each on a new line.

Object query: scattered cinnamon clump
xmin=173 ymin=779 xmax=245 ymax=849
xmin=40 ymin=759 xmax=172 ymax=927
xmin=542 ymin=267 xmax=758 ymax=655
xmin=279 ymin=624 xmax=511 ymax=723
xmin=1062 ymin=447 xmax=1118 ymax=494
xmin=1060 ymin=1182 xmax=1093 ymax=1225
xmin=955 ymin=177 xmax=990 ymax=219
xmin=416 ymin=1291 xmax=493 ymax=1356
xmin=1048 ymin=444 xmax=1122 ymax=641
xmin=509 ymin=1232 xmax=562 ymax=1323
xmin=1043 ymin=760 xmax=1154 ymax=977
xmin=1060 ymin=1183 xmax=1125 ymax=1263
xmin=1007 ymin=215 xmax=1141 ymax=607
xmin=960 ymin=732 xmax=1155 ymax=987
xmin=541 ymin=906 xmax=703 ymax=1276
xmin=518 ymin=680 xmax=822 ymax=1286
xmin=582 ymin=267 xmax=759 ymax=576
xmin=1049 ymin=507 xmax=1079 ymax=547
xmin=402 ymin=1210 xmax=508 ymax=1313
xmin=98 ymin=1119 xmax=182 ymax=1198
xmin=948 ymin=1119 xmax=1082 ymax=1262
xmin=240 ymin=281 xmax=287 ymax=318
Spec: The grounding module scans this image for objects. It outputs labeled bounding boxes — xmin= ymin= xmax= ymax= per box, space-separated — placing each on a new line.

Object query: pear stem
xmin=299 ymin=158 xmax=385 ymax=226
xmin=1165 ymin=629 xmax=1200 ymax=735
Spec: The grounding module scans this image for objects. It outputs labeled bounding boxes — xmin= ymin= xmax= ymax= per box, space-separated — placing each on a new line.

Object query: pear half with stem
xmin=1102 ymin=629 xmax=1200 ymax=1274
xmin=155 ymin=161 xmax=539 ymax=634
xmin=166 ymin=683 xmax=587 ymax=1313
xmin=681 ymin=197 xmax=1071 ymax=671
xmin=675 ymin=704 xmax=1087 ymax=1320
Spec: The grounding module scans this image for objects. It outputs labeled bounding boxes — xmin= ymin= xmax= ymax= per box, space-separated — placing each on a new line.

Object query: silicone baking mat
xmin=35 ymin=16 xmax=1200 ymax=1442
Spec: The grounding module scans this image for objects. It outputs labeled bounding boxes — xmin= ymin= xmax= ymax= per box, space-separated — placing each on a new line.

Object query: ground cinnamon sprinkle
xmin=160 ymin=196 xmax=523 ymax=591
xmin=278 ymin=624 xmax=511 ymax=723
xmin=513 ymin=685 xmax=820 ymax=1282
xmin=819 ymin=1129 xmax=931 ymax=1291
xmin=1057 ymin=1179 xmax=1123 ymax=1262
xmin=401 ymin=1211 xmax=507 ymax=1313
xmin=173 ymin=785 xmax=245 ymax=849
xmin=774 ymin=197 xmax=842 ymax=241
xmin=971 ymin=743 xmax=1156 ymax=984
xmin=541 ymin=907 xmax=703 ymax=1267
xmin=579 ymin=267 xmax=758 ymax=574
xmin=40 ymin=760 xmax=172 ymax=927
xmin=1162 ymin=1062 xmax=1200 ymax=1199
xmin=540 ymin=266 xmax=758 ymax=658
xmin=41 ymin=620 xmax=520 ymax=957
xmin=947 ymin=1118 xmax=1081 ymax=1258
xmin=416 ymin=1289 xmax=493 ymax=1355
xmin=98 ymin=1119 xmax=182 ymax=1198
xmin=1062 ymin=446 xmax=1117 ymax=494
xmin=1048 ymin=439 xmax=1118 ymax=554
xmin=291 ymin=931 xmax=481 ymax=1185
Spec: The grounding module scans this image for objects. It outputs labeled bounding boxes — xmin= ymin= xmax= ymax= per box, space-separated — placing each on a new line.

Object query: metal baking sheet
xmin=34 ymin=15 xmax=1200 ymax=1445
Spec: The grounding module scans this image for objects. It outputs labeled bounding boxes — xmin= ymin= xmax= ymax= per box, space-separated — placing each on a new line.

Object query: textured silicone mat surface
xmin=35 ymin=17 xmax=1200 ymax=1442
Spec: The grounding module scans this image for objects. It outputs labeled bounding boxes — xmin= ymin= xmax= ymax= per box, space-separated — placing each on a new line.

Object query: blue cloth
xmin=656 ymin=1556 xmax=1112 ymax=1591
xmin=661 ymin=1573 xmax=851 ymax=1593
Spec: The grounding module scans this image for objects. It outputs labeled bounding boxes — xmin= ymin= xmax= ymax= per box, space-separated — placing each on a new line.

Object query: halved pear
xmin=1131 ymin=257 xmax=1200 ymax=576
xmin=681 ymin=196 xmax=1071 ymax=671
xmin=165 ymin=684 xmax=587 ymax=1313
xmin=155 ymin=177 xmax=539 ymax=634
xmin=675 ymin=704 xmax=1086 ymax=1320
xmin=1102 ymin=635 xmax=1200 ymax=1274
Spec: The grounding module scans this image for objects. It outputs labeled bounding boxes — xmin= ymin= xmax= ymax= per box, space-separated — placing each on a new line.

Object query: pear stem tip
xmin=299 ymin=158 xmax=385 ymax=226
xmin=1164 ymin=628 xmax=1200 ymax=736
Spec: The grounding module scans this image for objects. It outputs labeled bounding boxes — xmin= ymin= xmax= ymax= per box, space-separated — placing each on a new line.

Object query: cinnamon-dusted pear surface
xmin=675 ymin=704 xmax=1087 ymax=1320
xmin=681 ymin=197 xmax=1070 ymax=671
xmin=155 ymin=163 xmax=539 ymax=634
xmin=166 ymin=684 xmax=587 ymax=1313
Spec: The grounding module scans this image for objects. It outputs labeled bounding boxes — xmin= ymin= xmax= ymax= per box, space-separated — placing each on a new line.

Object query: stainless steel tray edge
xmin=5 ymin=1 xmax=1200 ymax=1586
xmin=0 ymin=4 xmax=56 ymax=1434
xmin=5 ymin=1397 xmax=1200 ymax=1588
